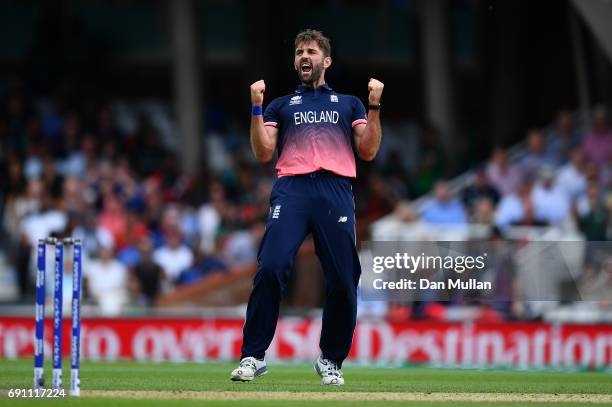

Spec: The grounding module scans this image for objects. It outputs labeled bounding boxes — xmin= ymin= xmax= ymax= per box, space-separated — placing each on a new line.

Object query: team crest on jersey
xmin=289 ymin=95 xmax=302 ymax=106
xmin=330 ymin=94 xmax=338 ymax=103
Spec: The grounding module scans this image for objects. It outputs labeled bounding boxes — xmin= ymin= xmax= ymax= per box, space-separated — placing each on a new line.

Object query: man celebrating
xmin=231 ymin=29 xmax=383 ymax=386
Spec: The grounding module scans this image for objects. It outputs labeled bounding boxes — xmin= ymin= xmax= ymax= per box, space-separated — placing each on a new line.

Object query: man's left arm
xmin=353 ymin=78 xmax=384 ymax=161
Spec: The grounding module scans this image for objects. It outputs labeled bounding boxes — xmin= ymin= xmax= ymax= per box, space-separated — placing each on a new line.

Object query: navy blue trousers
xmin=241 ymin=171 xmax=361 ymax=366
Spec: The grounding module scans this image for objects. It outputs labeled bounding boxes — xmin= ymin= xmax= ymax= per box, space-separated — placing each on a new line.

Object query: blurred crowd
xmin=1 ymin=81 xmax=611 ymax=318
xmin=381 ymin=107 xmax=612 ymax=322
xmin=0 ymin=85 xmax=400 ymax=315
xmin=416 ymin=108 xmax=612 ymax=238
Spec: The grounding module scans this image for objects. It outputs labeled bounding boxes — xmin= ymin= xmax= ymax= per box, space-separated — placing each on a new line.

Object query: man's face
xmin=527 ymin=131 xmax=544 ymax=154
xmin=492 ymin=148 xmax=507 ymax=166
xmin=294 ymin=41 xmax=330 ymax=85
xmin=434 ymin=182 xmax=450 ymax=202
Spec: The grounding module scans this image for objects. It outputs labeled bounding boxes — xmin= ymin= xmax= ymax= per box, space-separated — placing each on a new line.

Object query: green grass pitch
xmin=1 ymin=359 xmax=612 ymax=406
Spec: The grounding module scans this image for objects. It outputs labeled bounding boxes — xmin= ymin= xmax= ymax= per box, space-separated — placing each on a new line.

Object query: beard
xmin=297 ymin=60 xmax=324 ymax=85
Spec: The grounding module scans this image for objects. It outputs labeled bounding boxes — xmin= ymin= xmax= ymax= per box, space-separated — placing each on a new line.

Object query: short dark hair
xmin=295 ymin=29 xmax=331 ymax=57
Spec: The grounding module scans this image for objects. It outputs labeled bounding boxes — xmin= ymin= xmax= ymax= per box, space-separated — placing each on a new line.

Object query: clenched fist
xmin=250 ymin=80 xmax=266 ymax=106
xmin=368 ymin=78 xmax=384 ymax=105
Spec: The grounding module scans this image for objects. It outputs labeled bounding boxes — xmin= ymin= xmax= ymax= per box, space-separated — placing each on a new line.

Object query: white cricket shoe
xmin=314 ymin=356 xmax=345 ymax=386
xmin=230 ymin=356 xmax=268 ymax=382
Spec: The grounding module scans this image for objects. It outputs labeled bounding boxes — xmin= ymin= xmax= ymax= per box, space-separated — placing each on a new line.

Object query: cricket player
xmin=231 ymin=29 xmax=383 ymax=386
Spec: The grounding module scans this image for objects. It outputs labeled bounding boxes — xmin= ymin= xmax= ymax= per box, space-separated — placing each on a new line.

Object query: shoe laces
xmin=239 ymin=357 xmax=257 ymax=371
xmin=322 ymin=358 xmax=341 ymax=377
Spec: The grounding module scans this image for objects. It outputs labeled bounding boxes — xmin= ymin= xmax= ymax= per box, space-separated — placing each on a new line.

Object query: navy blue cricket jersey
xmin=263 ymin=83 xmax=367 ymax=178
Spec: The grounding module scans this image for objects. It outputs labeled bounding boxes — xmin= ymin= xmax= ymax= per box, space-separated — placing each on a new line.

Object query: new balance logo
xmin=289 ymin=95 xmax=302 ymax=106
xmin=338 ymin=216 xmax=348 ymax=223
xmin=272 ymin=205 xmax=282 ymax=219
xmin=330 ymin=94 xmax=338 ymax=103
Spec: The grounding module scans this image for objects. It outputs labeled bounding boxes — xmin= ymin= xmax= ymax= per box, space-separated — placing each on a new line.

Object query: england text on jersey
xmin=263 ymin=83 xmax=367 ymax=178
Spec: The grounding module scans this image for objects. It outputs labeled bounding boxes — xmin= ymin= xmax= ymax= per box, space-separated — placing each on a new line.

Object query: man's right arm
xmin=250 ymin=80 xmax=278 ymax=163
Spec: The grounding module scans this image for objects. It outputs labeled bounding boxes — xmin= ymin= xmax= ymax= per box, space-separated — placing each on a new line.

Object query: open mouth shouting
xmin=297 ymin=59 xmax=323 ymax=85
xmin=300 ymin=60 xmax=313 ymax=77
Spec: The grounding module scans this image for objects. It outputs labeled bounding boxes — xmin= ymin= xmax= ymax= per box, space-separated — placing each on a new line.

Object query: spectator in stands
xmin=472 ymin=197 xmax=496 ymax=225
xmin=222 ymin=222 xmax=265 ymax=267
xmin=114 ymin=156 xmax=141 ymax=206
xmin=486 ymin=228 xmax=522 ymax=318
xmin=461 ymin=166 xmax=500 ymax=213
xmin=85 ymin=237 xmax=128 ymax=316
xmin=20 ymin=190 xmax=67 ymax=251
xmin=176 ymin=246 xmax=228 ymax=286
xmin=98 ymin=193 xmax=128 ymax=249
xmin=546 ymin=110 xmax=582 ymax=165
xmin=62 ymin=134 xmax=96 ymax=180
xmin=8 ymin=178 xmax=43 ymax=301
xmin=519 ymin=128 xmax=555 ymax=175
xmin=24 ymin=143 xmax=44 ymax=181
xmin=359 ymin=172 xmax=398 ymax=222
xmin=3 ymin=175 xmax=42 ymax=240
xmin=495 ymin=176 xmax=548 ymax=228
xmin=486 ymin=147 xmax=521 ymax=196
xmin=354 ymin=171 xmax=398 ymax=239
xmin=116 ymin=210 xmax=149 ymax=267
xmin=579 ymin=258 xmax=612 ymax=307
xmin=153 ymin=225 xmax=194 ymax=283
xmin=56 ymin=113 xmax=82 ymax=174
xmin=197 ymin=180 xmax=225 ymax=255
xmin=72 ymin=210 xmax=115 ymax=261
xmin=576 ymin=181 xmax=609 ymax=241
xmin=556 ymin=147 xmax=588 ymax=202
xmin=393 ymin=202 xmax=417 ymax=224
xmin=158 ymin=204 xmax=185 ymax=242
xmin=532 ymin=166 xmax=570 ymax=225
xmin=62 ymin=176 xmax=87 ymax=214
xmin=142 ymin=176 xmax=165 ymax=235
xmin=421 ymin=181 xmax=467 ymax=224
xmin=130 ymin=236 xmax=165 ymax=306
xmin=582 ymin=106 xmax=612 ymax=167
